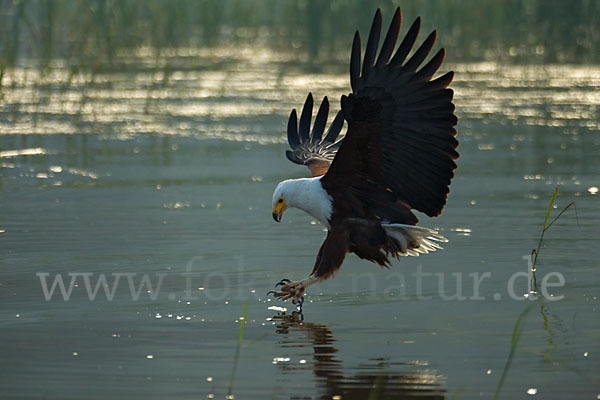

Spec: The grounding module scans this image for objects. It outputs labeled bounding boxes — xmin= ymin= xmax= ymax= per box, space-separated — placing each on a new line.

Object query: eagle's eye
xmin=278 ymin=198 xmax=284 ymax=203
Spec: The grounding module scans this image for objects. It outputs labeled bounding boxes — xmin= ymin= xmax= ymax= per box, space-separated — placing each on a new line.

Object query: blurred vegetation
xmin=0 ymin=0 xmax=599 ymax=79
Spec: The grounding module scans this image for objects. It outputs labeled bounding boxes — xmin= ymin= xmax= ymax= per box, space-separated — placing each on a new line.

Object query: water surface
xmin=1 ymin=48 xmax=599 ymax=399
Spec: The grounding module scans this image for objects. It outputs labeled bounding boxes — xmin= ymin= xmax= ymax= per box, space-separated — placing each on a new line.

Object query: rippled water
xmin=1 ymin=47 xmax=599 ymax=399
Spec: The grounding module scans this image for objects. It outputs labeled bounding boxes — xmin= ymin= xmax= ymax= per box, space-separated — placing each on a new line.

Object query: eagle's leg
xmin=267 ymin=228 xmax=346 ymax=307
xmin=267 ymin=276 xmax=318 ymax=305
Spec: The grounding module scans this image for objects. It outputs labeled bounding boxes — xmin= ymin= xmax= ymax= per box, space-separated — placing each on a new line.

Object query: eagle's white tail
xmin=382 ymin=223 xmax=448 ymax=257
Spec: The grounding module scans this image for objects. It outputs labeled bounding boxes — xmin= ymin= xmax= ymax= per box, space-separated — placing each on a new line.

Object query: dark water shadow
xmin=271 ymin=312 xmax=446 ymax=400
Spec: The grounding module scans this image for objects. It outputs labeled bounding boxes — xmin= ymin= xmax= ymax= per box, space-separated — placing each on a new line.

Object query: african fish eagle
xmin=268 ymin=7 xmax=459 ymax=307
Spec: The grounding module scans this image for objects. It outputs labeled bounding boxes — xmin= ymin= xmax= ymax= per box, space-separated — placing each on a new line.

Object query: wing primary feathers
xmin=324 ymin=138 xmax=343 ymax=151
xmin=284 ymin=96 xmax=346 ymax=175
xmin=311 ymin=96 xmax=329 ymax=145
xmin=393 ymin=86 xmax=453 ymax=106
xmin=287 ymin=109 xmax=299 ymax=148
xmin=323 ymin=110 xmax=344 ymax=144
xmin=285 ymin=150 xmax=299 ymax=164
xmin=426 ymin=71 xmax=454 ymax=91
xmin=350 ymin=31 xmax=362 ymax=92
xmin=324 ymin=9 xmax=458 ymax=218
xmin=376 ymin=7 xmax=401 ymax=67
xmin=298 ymin=92 xmax=313 ymax=144
xmin=411 ymin=48 xmax=446 ymax=83
xmin=390 ymin=17 xmax=421 ymax=67
xmin=402 ymin=30 xmax=437 ymax=72
xmin=362 ymin=9 xmax=382 ymax=81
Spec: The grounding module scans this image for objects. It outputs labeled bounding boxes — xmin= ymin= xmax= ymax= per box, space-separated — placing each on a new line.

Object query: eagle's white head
xmin=271 ymin=177 xmax=333 ymax=228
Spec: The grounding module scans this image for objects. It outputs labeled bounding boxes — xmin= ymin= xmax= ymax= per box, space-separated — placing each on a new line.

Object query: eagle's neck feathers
xmin=281 ymin=177 xmax=333 ymax=229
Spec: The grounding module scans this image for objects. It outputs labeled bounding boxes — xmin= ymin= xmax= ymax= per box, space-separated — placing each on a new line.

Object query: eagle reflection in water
xmin=271 ymin=312 xmax=447 ymax=400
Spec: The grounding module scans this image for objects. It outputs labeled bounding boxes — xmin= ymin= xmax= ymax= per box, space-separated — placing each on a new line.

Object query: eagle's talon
xmin=270 ymin=279 xmax=306 ymax=306
xmin=275 ymin=278 xmax=291 ymax=287
xmin=266 ymin=290 xmax=283 ymax=299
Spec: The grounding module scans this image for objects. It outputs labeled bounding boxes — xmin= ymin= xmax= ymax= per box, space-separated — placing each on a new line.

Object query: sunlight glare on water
xmin=1 ymin=38 xmax=599 ymax=400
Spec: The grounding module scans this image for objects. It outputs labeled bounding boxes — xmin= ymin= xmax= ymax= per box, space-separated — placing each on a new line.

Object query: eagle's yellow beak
xmin=272 ymin=197 xmax=286 ymax=222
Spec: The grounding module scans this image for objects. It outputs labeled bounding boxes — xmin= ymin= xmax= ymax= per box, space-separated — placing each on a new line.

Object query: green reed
xmin=227 ymin=302 xmax=248 ymax=398
xmin=529 ymin=185 xmax=574 ymax=292
xmin=494 ymin=185 xmax=574 ymax=399
xmin=493 ymin=303 xmax=536 ymax=400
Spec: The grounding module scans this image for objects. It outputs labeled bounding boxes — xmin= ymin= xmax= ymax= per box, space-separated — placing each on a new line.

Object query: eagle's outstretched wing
xmin=268 ymin=7 xmax=458 ymax=304
xmin=322 ymin=7 xmax=459 ymax=217
xmin=286 ymin=93 xmax=345 ymax=177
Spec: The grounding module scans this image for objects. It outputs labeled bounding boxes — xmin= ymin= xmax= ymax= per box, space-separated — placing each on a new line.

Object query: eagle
xmin=268 ymin=8 xmax=458 ymax=307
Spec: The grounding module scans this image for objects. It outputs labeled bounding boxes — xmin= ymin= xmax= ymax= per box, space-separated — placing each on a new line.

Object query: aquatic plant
xmin=494 ymin=185 xmax=574 ymax=399
xmin=493 ymin=303 xmax=535 ymax=400
xmin=529 ymin=185 xmax=574 ymax=292
xmin=227 ymin=302 xmax=248 ymax=398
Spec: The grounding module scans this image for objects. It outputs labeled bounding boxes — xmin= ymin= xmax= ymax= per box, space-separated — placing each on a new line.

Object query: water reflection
xmin=271 ymin=312 xmax=446 ymax=400
xmin=1 ymin=0 xmax=600 ymax=76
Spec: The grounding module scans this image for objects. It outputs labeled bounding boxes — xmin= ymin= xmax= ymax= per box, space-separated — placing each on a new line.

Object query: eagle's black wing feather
xmin=286 ymin=93 xmax=345 ymax=177
xmin=324 ymin=7 xmax=458 ymax=217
